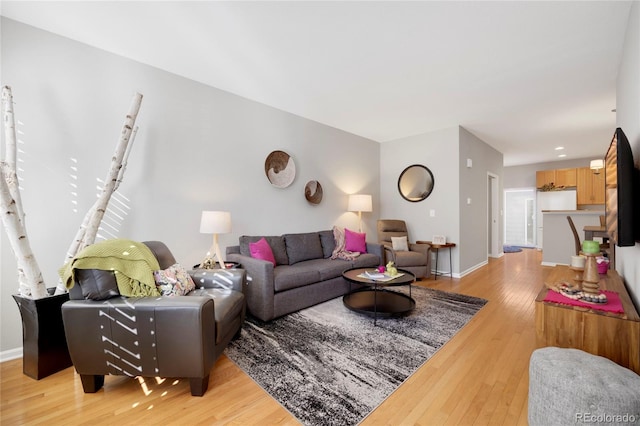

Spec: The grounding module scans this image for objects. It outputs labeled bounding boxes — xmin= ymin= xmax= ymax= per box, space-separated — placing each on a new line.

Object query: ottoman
xmin=528 ymin=347 xmax=640 ymax=425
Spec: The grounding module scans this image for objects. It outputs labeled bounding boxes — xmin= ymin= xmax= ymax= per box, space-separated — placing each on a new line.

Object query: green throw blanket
xmin=59 ymin=239 xmax=161 ymax=297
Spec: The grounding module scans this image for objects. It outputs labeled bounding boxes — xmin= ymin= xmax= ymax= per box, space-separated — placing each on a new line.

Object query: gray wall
xmin=0 ymin=18 xmax=380 ymax=354
xmin=615 ymin=1 xmax=640 ymax=310
xmin=379 ymin=127 xmax=459 ymax=273
xmin=459 ymin=127 xmax=504 ymax=273
xmin=379 ymin=126 xmax=502 ymax=277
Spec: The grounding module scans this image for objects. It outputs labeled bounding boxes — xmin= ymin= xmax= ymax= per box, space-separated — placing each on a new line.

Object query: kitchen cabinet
xmin=536 ymin=170 xmax=556 ymax=189
xmin=536 ymin=168 xmax=576 ymax=189
xmin=554 ymin=168 xmax=576 ymax=187
xmin=576 ymin=167 xmax=605 ymax=205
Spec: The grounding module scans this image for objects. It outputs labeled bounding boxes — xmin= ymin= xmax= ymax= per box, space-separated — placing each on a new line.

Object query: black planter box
xmin=13 ymin=288 xmax=73 ymax=380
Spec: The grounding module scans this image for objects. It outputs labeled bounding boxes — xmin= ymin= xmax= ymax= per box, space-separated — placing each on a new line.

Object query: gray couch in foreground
xmin=227 ymin=230 xmax=383 ymax=321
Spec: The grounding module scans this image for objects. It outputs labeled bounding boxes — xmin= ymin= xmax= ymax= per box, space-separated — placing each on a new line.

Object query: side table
xmin=417 ymin=241 xmax=456 ymax=280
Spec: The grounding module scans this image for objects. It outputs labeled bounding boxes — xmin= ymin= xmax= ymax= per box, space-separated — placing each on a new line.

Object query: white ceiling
xmin=0 ymin=1 xmax=633 ymax=166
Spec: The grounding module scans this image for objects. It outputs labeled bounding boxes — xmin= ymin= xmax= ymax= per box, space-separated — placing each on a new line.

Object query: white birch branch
xmin=114 ymin=125 xmax=137 ymax=191
xmin=2 ymin=86 xmax=25 ymax=223
xmin=1 ymin=86 xmax=47 ymax=298
xmin=56 ymin=93 xmax=143 ymax=295
xmin=1 ymin=164 xmax=47 ymax=298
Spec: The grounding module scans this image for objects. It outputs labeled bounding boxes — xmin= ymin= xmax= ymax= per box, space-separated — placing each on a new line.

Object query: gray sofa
xmin=226 ymin=230 xmax=383 ymax=321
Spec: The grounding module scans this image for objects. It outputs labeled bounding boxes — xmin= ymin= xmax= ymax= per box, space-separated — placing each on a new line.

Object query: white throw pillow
xmin=391 ymin=236 xmax=409 ymax=251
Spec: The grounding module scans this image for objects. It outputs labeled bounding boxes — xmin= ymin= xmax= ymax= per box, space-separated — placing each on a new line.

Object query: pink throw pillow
xmin=249 ymin=237 xmax=276 ymax=265
xmin=344 ymin=228 xmax=367 ymax=253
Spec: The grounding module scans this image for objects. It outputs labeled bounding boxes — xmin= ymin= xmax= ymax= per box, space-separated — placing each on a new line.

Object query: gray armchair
xmin=61 ymin=241 xmax=246 ymax=396
xmin=377 ymin=219 xmax=431 ymax=279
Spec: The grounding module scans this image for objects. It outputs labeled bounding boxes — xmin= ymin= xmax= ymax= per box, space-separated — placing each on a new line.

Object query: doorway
xmin=487 ymin=173 xmax=500 ymax=257
xmin=504 ymin=188 xmax=536 ymax=247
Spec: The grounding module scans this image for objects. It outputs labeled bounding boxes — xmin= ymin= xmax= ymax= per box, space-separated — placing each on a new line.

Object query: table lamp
xmin=347 ymin=194 xmax=372 ymax=233
xmin=199 ymin=211 xmax=231 ymax=269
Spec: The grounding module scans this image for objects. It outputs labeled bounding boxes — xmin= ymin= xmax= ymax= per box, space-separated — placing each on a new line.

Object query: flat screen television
xmin=604 ymin=127 xmax=638 ymax=246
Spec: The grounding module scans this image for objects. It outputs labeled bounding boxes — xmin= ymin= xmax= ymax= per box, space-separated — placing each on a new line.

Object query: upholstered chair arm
xmin=189 ymin=268 xmax=246 ymax=293
xmin=382 ymin=243 xmax=397 ymax=264
xmin=409 ymin=242 xmax=430 ymax=256
xmin=225 ymin=253 xmax=275 ymax=321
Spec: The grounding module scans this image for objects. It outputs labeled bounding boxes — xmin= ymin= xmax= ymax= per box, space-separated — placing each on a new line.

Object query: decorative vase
xmin=12 ymin=288 xmax=72 ymax=380
xmin=581 ymin=254 xmax=601 ymax=295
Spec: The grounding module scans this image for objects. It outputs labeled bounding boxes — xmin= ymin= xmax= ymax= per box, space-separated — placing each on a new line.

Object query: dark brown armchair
xmin=377 ymin=219 xmax=431 ymax=279
xmin=61 ymin=241 xmax=246 ymax=396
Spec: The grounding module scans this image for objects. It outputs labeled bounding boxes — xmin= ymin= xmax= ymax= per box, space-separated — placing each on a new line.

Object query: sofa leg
xmin=189 ymin=375 xmax=209 ymax=396
xmin=80 ymin=374 xmax=104 ymax=393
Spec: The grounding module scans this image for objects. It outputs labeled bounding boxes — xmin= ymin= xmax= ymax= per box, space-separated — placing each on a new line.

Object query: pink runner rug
xmin=543 ymin=289 xmax=624 ymax=314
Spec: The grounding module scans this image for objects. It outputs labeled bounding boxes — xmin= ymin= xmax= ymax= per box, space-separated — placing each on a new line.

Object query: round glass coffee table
xmin=342 ymin=267 xmax=416 ymax=325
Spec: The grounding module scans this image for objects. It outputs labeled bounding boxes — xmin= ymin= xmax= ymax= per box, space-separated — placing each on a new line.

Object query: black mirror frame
xmin=397 ymin=164 xmax=435 ymax=202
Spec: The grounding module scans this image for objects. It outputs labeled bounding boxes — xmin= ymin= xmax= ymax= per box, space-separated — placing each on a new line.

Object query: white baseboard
xmin=541 ymin=261 xmax=558 ymax=266
xmin=458 ymin=260 xmax=489 ymax=278
xmin=0 ymin=347 xmax=22 ymax=363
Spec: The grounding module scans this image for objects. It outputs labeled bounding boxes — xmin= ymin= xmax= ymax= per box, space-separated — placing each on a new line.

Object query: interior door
xmin=504 ymin=188 xmax=536 ymax=247
xmin=488 ymin=173 xmax=500 ymax=257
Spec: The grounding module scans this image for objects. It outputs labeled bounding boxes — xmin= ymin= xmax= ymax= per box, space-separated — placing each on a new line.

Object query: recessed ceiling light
xmin=558 ymin=154 xmax=567 ymax=158
xmin=555 ymin=147 xmax=564 ymax=150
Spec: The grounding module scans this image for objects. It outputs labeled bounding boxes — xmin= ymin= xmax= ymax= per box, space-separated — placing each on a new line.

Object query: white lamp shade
xmin=348 ymin=194 xmax=372 ymax=212
xmin=590 ymin=159 xmax=604 ymax=170
xmin=199 ymin=211 xmax=231 ymax=234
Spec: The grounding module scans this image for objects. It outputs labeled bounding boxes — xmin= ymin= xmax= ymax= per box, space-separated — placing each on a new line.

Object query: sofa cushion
xmin=249 ymin=237 xmax=276 ymax=266
xmin=284 ymin=232 xmax=324 ymax=265
xmin=345 ymin=228 xmax=367 ymax=253
xmin=75 ymin=268 xmax=120 ymax=300
xmin=274 ymin=264 xmax=321 ymax=292
xmin=300 ymin=258 xmax=351 ymax=281
xmin=319 ymin=230 xmax=335 ymax=259
xmin=153 ymin=263 xmax=196 ymax=296
xmin=239 ymin=235 xmax=289 ymax=265
xmin=351 ymin=253 xmax=381 ymax=269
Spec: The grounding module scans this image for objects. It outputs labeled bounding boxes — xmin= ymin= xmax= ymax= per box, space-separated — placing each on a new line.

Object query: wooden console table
xmin=535 ymin=265 xmax=640 ymax=374
xmin=417 ymin=241 xmax=455 ymax=280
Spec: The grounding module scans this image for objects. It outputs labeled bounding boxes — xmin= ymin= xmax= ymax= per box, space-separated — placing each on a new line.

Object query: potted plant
xmin=1 ymin=85 xmax=142 ymax=379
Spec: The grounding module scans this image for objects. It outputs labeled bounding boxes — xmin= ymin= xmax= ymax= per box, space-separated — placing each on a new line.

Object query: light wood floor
xmin=1 ymin=248 xmax=549 ymax=425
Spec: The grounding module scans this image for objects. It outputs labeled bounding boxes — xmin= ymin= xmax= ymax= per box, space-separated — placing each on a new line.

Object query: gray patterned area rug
xmin=225 ymin=286 xmax=487 ymax=426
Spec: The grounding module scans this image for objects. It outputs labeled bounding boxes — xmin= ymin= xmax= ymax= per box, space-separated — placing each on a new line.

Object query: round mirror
xmin=398 ymin=164 xmax=435 ymax=202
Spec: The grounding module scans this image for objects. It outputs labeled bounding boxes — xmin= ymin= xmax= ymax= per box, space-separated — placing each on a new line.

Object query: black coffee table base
xmin=343 ymin=289 xmax=415 ymax=324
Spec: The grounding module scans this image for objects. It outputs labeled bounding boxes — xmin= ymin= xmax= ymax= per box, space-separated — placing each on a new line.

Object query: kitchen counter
xmin=541 ymin=210 xmax=605 ymax=215
xmin=541 ymin=210 xmax=604 ymax=266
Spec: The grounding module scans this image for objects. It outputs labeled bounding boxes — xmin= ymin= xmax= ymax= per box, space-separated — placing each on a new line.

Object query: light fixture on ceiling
xmin=590 ymin=159 xmax=604 ymax=175
xmin=555 ymin=146 xmax=565 ymax=151
xmin=558 ymin=154 xmax=567 ymax=158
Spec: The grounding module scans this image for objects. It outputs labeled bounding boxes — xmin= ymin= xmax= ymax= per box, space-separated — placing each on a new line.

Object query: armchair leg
xmin=189 ymin=375 xmax=209 ymax=396
xmin=80 ymin=374 xmax=105 ymax=393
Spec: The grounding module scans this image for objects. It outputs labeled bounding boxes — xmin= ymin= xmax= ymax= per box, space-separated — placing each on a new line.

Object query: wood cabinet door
xmin=536 ymin=170 xmax=556 ymax=189
xmin=577 ymin=167 xmax=591 ymax=204
xmin=577 ymin=167 xmax=605 ymax=205
xmin=591 ymin=171 xmax=605 ymax=204
xmin=555 ymin=168 xmax=576 ymax=187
